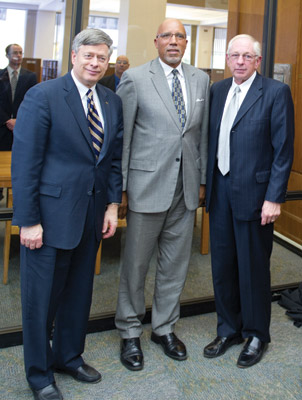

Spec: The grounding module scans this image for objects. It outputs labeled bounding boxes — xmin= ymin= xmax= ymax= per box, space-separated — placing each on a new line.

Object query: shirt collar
xmin=158 ymin=58 xmax=184 ymax=79
xmin=71 ymin=69 xmax=96 ymax=100
xmin=7 ymin=65 xmax=21 ymax=76
xmin=232 ymin=71 xmax=257 ymax=90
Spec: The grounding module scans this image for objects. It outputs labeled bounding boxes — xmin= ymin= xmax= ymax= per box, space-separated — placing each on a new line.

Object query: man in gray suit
xmin=115 ymin=18 xmax=210 ymax=371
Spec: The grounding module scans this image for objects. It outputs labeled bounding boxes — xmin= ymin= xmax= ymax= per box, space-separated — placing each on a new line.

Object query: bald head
xmin=115 ymin=55 xmax=130 ymax=78
xmin=154 ymin=19 xmax=187 ymax=68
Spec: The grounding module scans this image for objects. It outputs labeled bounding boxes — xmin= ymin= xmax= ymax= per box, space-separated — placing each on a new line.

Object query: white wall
xmin=34 ymin=10 xmax=56 ymax=60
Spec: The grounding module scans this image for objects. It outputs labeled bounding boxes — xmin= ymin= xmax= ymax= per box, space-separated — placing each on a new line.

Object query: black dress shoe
xmin=151 ymin=332 xmax=187 ymax=360
xmin=120 ymin=338 xmax=144 ymax=371
xmin=55 ymin=363 xmax=101 ymax=383
xmin=32 ymin=383 xmax=63 ymax=400
xmin=237 ymin=337 xmax=268 ymax=368
xmin=204 ymin=335 xmax=244 ymax=358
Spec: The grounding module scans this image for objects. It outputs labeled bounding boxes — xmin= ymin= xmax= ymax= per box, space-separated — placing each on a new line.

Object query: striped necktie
xmin=86 ymin=89 xmax=104 ymax=158
xmin=172 ymin=69 xmax=186 ymax=129
xmin=11 ymin=70 xmax=18 ymax=101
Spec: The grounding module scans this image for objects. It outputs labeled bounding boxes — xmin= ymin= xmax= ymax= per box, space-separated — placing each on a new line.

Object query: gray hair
xmin=227 ymin=34 xmax=262 ymax=57
xmin=72 ymin=28 xmax=113 ymax=56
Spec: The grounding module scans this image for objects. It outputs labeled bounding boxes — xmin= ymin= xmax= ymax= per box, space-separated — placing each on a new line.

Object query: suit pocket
xmin=256 ymin=170 xmax=271 ymax=183
xmin=129 ymin=159 xmax=156 ymax=171
xmin=39 ymin=182 xmax=62 ymax=197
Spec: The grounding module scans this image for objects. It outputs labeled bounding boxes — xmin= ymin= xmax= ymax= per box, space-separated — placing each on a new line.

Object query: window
xmin=212 ymin=28 xmax=227 ymax=69
xmin=88 ymin=16 xmax=119 ymax=62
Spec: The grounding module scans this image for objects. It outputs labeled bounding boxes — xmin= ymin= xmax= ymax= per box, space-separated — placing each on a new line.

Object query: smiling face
xmin=154 ymin=19 xmax=187 ymax=68
xmin=226 ymin=37 xmax=262 ymax=85
xmin=71 ymin=44 xmax=110 ymax=87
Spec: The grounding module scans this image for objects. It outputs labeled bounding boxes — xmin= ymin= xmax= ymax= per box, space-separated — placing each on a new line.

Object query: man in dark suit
xmin=204 ymin=34 xmax=294 ymax=368
xmin=99 ymin=55 xmax=129 ymax=92
xmin=0 ymin=43 xmax=37 ymax=150
xmin=11 ymin=28 xmax=123 ymax=400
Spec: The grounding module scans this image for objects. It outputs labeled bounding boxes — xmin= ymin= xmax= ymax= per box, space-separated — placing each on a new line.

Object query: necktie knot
xmin=172 ymin=69 xmax=178 ymax=76
xmin=86 ymin=88 xmax=93 ymax=100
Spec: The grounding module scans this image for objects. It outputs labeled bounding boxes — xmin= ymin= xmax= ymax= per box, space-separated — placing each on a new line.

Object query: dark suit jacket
xmin=206 ymin=73 xmax=294 ymax=220
xmin=11 ymin=72 xmax=123 ymax=248
xmin=99 ymin=74 xmax=116 ymax=92
xmin=0 ymin=67 xmax=37 ymax=150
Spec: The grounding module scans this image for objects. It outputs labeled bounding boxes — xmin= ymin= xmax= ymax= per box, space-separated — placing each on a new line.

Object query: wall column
xmin=118 ymin=0 xmax=167 ymax=67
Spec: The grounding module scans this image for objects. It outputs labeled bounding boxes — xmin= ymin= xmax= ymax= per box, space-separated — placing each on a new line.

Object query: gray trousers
xmin=115 ymin=179 xmax=195 ymax=338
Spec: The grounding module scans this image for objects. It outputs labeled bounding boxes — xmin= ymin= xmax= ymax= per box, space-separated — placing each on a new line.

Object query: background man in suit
xmin=204 ymin=34 xmax=294 ymax=368
xmin=115 ymin=18 xmax=210 ymax=371
xmin=11 ymin=28 xmax=123 ymax=400
xmin=0 ymin=44 xmax=37 ymax=150
xmin=99 ymin=55 xmax=130 ymax=92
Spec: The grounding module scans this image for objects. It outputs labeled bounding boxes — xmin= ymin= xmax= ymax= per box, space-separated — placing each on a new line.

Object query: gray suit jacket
xmin=117 ymin=58 xmax=209 ymax=213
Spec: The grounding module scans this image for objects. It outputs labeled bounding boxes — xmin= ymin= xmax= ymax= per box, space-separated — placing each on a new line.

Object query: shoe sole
xmin=204 ymin=337 xmax=244 ymax=358
xmin=151 ymin=334 xmax=188 ymax=361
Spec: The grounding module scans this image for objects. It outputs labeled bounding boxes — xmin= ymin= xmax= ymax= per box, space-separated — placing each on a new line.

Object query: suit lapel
xmin=150 ymin=58 xmax=182 ymax=132
xmin=216 ymin=78 xmax=232 ymax=133
xmin=233 ymin=73 xmax=263 ymax=127
xmin=182 ymin=63 xmax=196 ymax=132
xmin=96 ymin=83 xmax=111 ymax=163
xmin=63 ymin=73 xmax=95 ymax=158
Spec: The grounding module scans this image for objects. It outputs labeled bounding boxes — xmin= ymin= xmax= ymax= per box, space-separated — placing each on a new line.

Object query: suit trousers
xmin=20 ymin=197 xmax=99 ymax=390
xmin=209 ymin=168 xmax=273 ymax=343
xmin=115 ymin=176 xmax=195 ymax=338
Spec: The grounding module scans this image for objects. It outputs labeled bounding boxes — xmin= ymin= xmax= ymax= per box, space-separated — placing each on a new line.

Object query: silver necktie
xmin=11 ymin=70 xmax=18 ymax=101
xmin=172 ymin=69 xmax=186 ymax=129
xmin=217 ymin=86 xmax=241 ymax=175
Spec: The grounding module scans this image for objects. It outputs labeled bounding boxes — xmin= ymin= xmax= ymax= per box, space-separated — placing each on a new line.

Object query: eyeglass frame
xmin=156 ymin=32 xmax=187 ymax=41
xmin=227 ymin=53 xmax=259 ymax=62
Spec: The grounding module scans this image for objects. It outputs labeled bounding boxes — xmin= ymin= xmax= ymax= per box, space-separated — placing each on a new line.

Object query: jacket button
xmin=87 ymin=190 xmax=93 ymax=196
xmin=176 ymin=158 xmax=180 ymax=162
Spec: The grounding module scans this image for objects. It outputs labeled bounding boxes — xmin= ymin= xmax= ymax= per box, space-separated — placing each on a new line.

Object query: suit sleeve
xmin=11 ymin=85 xmax=50 ymax=226
xmin=199 ymin=74 xmax=210 ymax=185
xmin=265 ymin=84 xmax=295 ymax=203
xmin=104 ymin=94 xmax=124 ymax=204
xmin=116 ymin=71 xmax=138 ymax=191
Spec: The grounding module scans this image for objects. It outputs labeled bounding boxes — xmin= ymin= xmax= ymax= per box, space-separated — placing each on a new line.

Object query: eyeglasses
xmin=156 ymin=32 xmax=186 ymax=41
xmin=228 ymin=53 xmax=258 ymax=62
xmin=116 ymin=61 xmax=129 ymax=65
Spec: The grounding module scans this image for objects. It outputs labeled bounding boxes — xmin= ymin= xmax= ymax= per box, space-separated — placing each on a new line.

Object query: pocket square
xmin=196 ymin=98 xmax=204 ymax=102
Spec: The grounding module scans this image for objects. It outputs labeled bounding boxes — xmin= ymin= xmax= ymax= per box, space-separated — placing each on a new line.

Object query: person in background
xmin=0 ymin=44 xmax=37 ymax=201
xmin=0 ymin=44 xmax=37 ymax=150
xmin=99 ymin=55 xmax=130 ymax=92
xmin=11 ymin=28 xmax=123 ymax=400
xmin=115 ymin=18 xmax=210 ymax=371
xmin=204 ymin=34 xmax=294 ymax=368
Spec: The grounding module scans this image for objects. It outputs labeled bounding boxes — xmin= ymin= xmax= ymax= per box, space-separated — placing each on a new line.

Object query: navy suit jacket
xmin=11 ymin=72 xmax=123 ymax=248
xmin=0 ymin=67 xmax=37 ymax=150
xmin=206 ymin=73 xmax=294 ymax=220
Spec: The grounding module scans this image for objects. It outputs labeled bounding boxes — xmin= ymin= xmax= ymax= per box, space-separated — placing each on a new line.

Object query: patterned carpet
xmin=0 ymin=302 xmax=301 ymax=400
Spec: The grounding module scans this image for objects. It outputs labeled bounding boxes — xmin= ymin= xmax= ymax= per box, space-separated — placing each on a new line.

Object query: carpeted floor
xmin=0 ymin=302 xmax=301 ymax=400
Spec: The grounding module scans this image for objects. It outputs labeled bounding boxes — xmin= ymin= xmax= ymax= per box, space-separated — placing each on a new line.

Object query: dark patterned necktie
xmin=86 ymin=89 xmax=104 ymax=158
xmin=11 ymin=70 xmax=18 ymax=101
xmin=172 ymin=69 xmax=186 ymax=129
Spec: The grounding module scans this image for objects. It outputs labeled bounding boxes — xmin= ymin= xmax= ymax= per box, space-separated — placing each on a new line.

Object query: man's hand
xmin=261 ymin=200 xmax=281 ymax=225
xmin=20 ymin=224 xmax=43 ymax=250
xmin=102 ymin=203 xmax=119 ymax=239
xmin=6 ymin=118 xmax=16 ymax=131
xmin=199 ymin=185 xmax=206 ymax=207
xmin=118 ymin=191 xmax=128 ymax=219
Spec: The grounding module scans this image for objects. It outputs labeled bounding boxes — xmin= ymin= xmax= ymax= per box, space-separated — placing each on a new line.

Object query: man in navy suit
xmin=0 ymin=43 xmax=37 ymax=150
xmin=11 ymin=29 xmax=123 ymax=400
xmin=204 ymin=34 xmax=294 ymax=368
